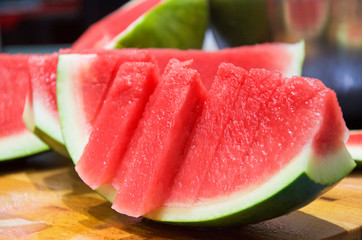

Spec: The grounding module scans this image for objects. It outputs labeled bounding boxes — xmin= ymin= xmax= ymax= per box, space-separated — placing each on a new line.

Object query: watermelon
xmin=72 ymin=0 xmax=208 ymax=50
xmin=57 ymin=42 xmax=305 ymax=164
xmin=23 ymin=54 xmax=69 ymax=157
xmin=0 ymin=54 xmax=49 ymax=161
xmin=57 ymin=45 xmax=355 ymax=225
xmin=346 ymin=130 xmax=362 ymax=164
xmin=111 ymin=59 xmax=207 ymax=216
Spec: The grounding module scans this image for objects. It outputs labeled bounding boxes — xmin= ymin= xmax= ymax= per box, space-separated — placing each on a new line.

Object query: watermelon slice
xmin=0 ymin=54 xmax=49 ymax=161
xmin=346 ymin=130 xmax=362 ymax=164
xmin=57 ymin=42 xmax=305 ymax=164
xmin=57 ymin=47 xmax=355 ymax=225
xmin=76 ymin=61 xmax=159 ymax=190
xmin=111 ymin=59 xmax=207 ymax=217
xmin=72 ymin=0 xmax=208 ymax=50
xmin=23 ymin=54 xmax=69 ymax=157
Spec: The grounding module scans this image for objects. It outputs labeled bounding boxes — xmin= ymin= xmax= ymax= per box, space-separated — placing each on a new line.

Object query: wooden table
xmin=0 ymin=152 xmax=361 ymax=240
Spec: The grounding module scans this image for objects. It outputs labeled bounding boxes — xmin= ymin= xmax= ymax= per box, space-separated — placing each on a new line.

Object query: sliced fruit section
xmin=23 ymin=54 xmax=68 ymax=157
xmin=144 ymin=64 xmax=355 ymax=226
xmin=346 ymin=130 xmax=362 ymax=164
xmin=73 ymin=0 xmax=208 ymax=50
xmin=57 ymin=49 xmax=153 ymax=162
xmin=167 ymin=63 xmax=247 ymax=205
xmin=75 ymin=61 xmax=159 ymax=190
xmin=111 ymin=59 xmax=207 ymax=217
xmin=0 ymin=54 xmax=49 ymax=161
xmin=149 ymin=41 xmax=305 ymax=89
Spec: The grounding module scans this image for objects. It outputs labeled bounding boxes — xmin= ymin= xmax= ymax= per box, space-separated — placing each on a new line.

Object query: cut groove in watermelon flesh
xmin=75 ymin=61 xmax=159 ymax=190
xmin=0 ymin=54 xmax=49 ymax=161
xmin=57 ymin=50 xmax=153 ymax=162
xmin=111 ymin=59 xmax=207 ymax=217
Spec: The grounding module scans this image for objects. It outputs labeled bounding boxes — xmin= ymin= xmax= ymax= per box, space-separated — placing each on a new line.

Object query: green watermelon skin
xmin=0 ymin=54 xmax=49 ymax=161
xmin=73 ymin=0 xmax=208 ymax=50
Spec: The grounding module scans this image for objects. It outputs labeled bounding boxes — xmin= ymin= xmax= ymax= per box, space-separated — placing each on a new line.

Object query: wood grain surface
xmin=0 ymin=152 xmax=361 ymax=240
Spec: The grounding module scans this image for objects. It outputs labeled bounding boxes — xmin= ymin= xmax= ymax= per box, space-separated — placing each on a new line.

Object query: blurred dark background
xmin=0 ymin=0 xmax=128 ymax=49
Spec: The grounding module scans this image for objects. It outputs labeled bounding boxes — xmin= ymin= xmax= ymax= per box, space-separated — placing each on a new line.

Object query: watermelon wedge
xmin=346 ymin=130 xmax=362 ymax=164
xmin=23 ymin=54 xmax=69 ymax=157
xmin=72 ymin=0 xmax=208 ymax=50
xmin=57 ymin=46 xmax=355 ymax=225
xmin=0 ymin=54 xmax=49 ymax=161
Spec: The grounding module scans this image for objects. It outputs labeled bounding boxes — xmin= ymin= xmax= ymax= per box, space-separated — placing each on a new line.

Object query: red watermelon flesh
xmin=0 ymin=54 xmax=48 ymax=160
xmin=111 ymin=59 xmax=207 ymax=217
xmin=163 ymin=63 xmax=347 ymax=205
xmin=148 ymin=42 xmax=301 ymax=89
xmin=72 ymin=0 xmax=162 ymax=49
xmin=76 ymin=62 xmax=159 ymax=190
xmin=0 ymin=54 xmax=30 ymax=137
xmin=28 ymin=54 xmax=58 ymax=118
xmin=64 ymin=49 xmax=153 ymax=126
xmin=167 ymin=63 xmax=248 ymax=204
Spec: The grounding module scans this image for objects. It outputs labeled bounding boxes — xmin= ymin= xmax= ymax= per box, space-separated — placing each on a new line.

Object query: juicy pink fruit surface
xmin=168 ymin=63 xmax=248 ymax=204
xmin=149 ymin=42 xmax=297 ymax=89
xmin=76 ymin=62 xmax=159 ymax=189
xmin=164 ymin=64 xmax=347 ymax=205
xmin=111 ymin=59 xmax=207 ymax=217
xmin=72 ymin=0 xmax=162 ymax=49
xmin=0 ymin=54 xmax=30 ymax=137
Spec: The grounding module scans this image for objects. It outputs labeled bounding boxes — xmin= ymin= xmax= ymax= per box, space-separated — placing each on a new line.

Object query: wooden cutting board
xmin=0 ymin=152 xmax=361 ymax=240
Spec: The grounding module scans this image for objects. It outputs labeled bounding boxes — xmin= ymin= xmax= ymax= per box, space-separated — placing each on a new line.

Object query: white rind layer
xmin=0 ymin=130 xmax=49 ymax=161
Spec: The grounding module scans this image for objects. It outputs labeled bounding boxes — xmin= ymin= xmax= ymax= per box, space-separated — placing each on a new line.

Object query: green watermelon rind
xmin=0 ymin=129 xmax=49 ymax=161
xmin=283 ymin=40 xmax=305 ymax=77
xmin=95 ymin=142 xmax=354 ymax=226
xmin=105 ymin=0 xmax=209 ymax=50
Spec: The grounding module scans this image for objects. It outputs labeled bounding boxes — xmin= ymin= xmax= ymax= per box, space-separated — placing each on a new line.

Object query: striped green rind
xmin=106 ymin=0 xmax=208 ymax=50
xmin=142 ymin=143 xmax=354 ymax=226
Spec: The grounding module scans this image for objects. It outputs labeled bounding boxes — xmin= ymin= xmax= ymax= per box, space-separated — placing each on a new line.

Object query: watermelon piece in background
xmin=23 ymin=54 xmax=69 ymax=157
xmin=144 ymin=64 xmax=355 ymax=226
xmin=149 ymin=41 xmax=305 ymax=89
xmin=346 ymin=130 xmax=362 ymax=164
xmin=72 ymin=0 xmax=208 ymax=50
xmin=76 ymin=61 xmax=159 ymax=190
xmin=111 ymin=59 xmax=207 ymax=217
xmin=0 ymin=54 xmax=49 ymax=161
